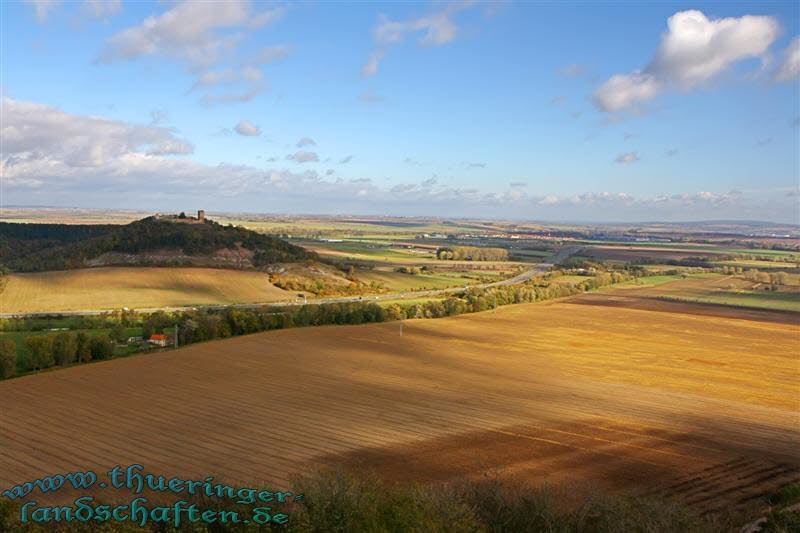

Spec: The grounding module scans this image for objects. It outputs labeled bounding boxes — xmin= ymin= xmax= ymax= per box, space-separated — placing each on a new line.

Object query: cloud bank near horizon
xmin=2 ymin=96 xmax=795 ymax=223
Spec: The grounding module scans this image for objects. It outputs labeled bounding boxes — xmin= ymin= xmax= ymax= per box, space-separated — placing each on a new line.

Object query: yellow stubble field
xmin=1 ymin=267 xmax=295 ymax=313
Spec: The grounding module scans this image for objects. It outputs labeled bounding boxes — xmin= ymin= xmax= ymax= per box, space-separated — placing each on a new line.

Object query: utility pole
xmin=174 ymin=324 xmax=178 ymax=349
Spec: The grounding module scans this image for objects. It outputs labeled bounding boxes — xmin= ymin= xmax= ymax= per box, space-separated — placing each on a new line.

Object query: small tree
xmin=385 ymin=304 xmax=406 ymax=321
xmin=109 ymin=324 xmax=126 ymax=344
xmin=179 ymin=211 xmax=187 ymax=219
xmin=90 ymin=335 xmax=114 ymax=361
xmin=0 ymin=338 xmax=17 ymax=379
xmin=25 ymin=335 xmax=54 ymax=371
xmin=52 ymin=332 xmax=78 ymax=366
xmin=76 ymin=332 xmax=92 ymax=363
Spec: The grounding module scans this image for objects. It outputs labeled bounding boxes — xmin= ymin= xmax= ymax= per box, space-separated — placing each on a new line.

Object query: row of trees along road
xmin=436 ymin=246 xmax=509 ymax=261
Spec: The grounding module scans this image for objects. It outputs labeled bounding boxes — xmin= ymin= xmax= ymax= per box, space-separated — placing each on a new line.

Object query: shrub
xmin=76 ymin=332 xmax=92 ymax=363
xmin=52 ymin=332 xmax=78 ymax=366
xmin=289 ymin=470 xmax=480 ymax=533
xmin=25 ymin=335 xmax=54 ymax=371
xmin=89 ymin=335 xmax=114 ymax=360
xmin=0 ymin=337 xmax=16 ymax=379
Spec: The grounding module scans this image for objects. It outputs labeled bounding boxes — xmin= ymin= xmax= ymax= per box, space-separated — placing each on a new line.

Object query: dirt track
xmin=1 ymin=297 xmax=798 ymax=512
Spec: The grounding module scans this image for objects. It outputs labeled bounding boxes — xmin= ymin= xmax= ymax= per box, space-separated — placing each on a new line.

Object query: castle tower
xmin=197 ymin=209 xmax=205 ymax=221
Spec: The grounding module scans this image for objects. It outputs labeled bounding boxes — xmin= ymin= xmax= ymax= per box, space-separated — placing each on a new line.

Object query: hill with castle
xmin=0 ymin=211 xmax=316 ymax=272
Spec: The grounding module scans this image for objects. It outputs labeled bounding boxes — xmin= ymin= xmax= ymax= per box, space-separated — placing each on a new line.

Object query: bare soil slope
xmin=1 ymin=298 xmax=797 ymax=512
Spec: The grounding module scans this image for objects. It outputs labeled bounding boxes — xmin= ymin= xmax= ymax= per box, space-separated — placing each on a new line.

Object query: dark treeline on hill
xmin=0 ymin=217 xmax=316 ymax=272
xmin=0 ymin=223 xmax=116 ymax=268
xmin=0 ymin=222 xmax=116 ymax=242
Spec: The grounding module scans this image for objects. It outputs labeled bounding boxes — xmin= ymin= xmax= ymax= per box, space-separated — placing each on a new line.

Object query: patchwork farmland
xmin=1 ymin=293 xmax=797 ymax=514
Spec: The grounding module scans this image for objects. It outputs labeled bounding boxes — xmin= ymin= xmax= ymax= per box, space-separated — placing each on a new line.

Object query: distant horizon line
xmin=0 ymin=205 xmax=797 ymax=229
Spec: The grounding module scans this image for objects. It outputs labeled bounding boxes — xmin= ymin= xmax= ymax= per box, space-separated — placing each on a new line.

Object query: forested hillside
xmin=0 ymin=217 xmax=316 ymax=272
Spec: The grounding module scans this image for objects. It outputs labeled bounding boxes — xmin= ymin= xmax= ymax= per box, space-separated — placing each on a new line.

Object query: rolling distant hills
xmin=0 ymin=215 xmax=316 ymax=272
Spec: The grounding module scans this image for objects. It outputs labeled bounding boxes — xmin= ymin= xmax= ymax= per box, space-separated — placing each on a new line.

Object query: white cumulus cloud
xmin=253 ymin=44 xmax=291 ymax=64
xmin=84 ymin=0 xmax=122 ymax=19
xmin=234 ymin=119 xmax=261 ymax=136
xmin=296 ymin=137 xmax=316 ymax=148
xmin=1 ymin=96 xmax=195 ymax=188
xmin=594 ymin=73 xmax=661 ymax=113
xmin=363 ymin=1 xmax=476 ymax=76
xmin=594 ymin=10 xmax=779 ymax=112
xmin=775 ymin=36 xmax=800 ymax=82
xmin=614 ymin=152 xmax=640 ymax=164
xmin=362 ymin=49 xmax=385 ymax=77
xmin=97 ymin=0 xmax=283 ymax=105
xmin=24 ymin=0 xmax=60 ymax=22
xmin=287 ymin=150 xmax=319 ymax=163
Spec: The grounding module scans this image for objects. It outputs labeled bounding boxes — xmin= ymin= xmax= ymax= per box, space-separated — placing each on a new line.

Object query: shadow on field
xmin=312 ymin=417 xmax=800 ymax=516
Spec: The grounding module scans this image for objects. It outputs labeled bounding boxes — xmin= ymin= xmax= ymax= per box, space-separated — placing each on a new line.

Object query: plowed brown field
xmin=1 ymin=297 xmax=798 ymax=512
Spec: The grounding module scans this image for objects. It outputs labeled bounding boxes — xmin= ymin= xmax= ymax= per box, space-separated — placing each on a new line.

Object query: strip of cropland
xmin=0 ymin=294 xmax=797 ymax=514
xmin=1 ymin=267 xmax=297 ymax=313
xmin=588 ymin=274 xmax=800 ymax=313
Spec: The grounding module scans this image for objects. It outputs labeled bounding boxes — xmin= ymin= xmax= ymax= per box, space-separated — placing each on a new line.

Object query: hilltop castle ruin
xmin=154 ymin=209 xmax=207 ymax=223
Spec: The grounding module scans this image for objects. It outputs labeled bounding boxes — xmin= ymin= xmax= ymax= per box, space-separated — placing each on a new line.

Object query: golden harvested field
xmin=0 ymin=267 xmax=296 ymax=313
xmin=1 ymin=295 xmax=798 ymax=512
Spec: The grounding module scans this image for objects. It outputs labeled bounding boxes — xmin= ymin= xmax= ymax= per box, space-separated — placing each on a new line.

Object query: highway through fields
xmin=1 ymin=247 xmax=583 ymax=319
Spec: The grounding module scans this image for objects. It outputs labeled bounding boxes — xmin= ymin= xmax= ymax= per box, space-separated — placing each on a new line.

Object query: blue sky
xmin=2 ymin=0 xmax=799 ymax=222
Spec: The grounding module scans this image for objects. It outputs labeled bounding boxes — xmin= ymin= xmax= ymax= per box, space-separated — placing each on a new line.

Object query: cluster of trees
xmin=632 ymin=256 xmax=717 ymax=268
xmin=271 ymin=276 xmax=386 ymax=297
xmin=742 ymin=269 xmax=795 ymax=288
xmin=394 ymin=266 xmax=425 ymax=275
xmin=1 ymin=309 xmax=138 ymax=333
xmin=169 ymin=302 xmax=390 ymax=347
xmin=2 ymin=217 xmax=316 ymax=272
xmin=731 ymin=253 xmax=800 ymax=263
xmin=1 ymin=331 xmax=115 ymax=377
xmin=436 ymin=246 xmax=509 ymax=261
xmin=0 ymin=222 xmax=115 ymax=271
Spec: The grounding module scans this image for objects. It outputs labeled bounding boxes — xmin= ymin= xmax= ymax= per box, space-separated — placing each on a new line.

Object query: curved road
xmin=2 ymin=246 xmax=583 ymax=318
